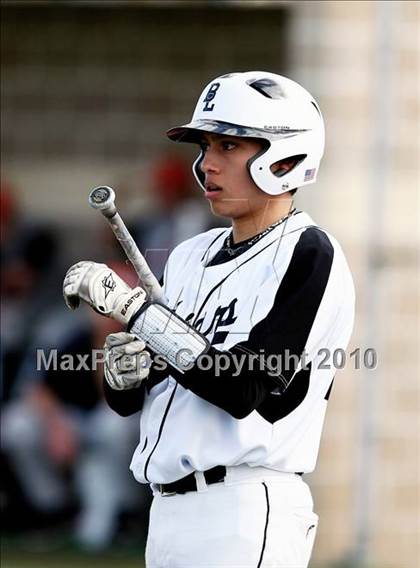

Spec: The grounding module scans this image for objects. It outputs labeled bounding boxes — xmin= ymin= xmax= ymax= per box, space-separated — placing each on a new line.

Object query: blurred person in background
xmin=1 ymin=180 xmax=71 ymax=539
xmin=1 ymin=181 xmax=61 ymax=402
xmin=2 ymin=263 xmax=149 ymax=551
xmin=134 ymin=152 xmax=219 ymax=279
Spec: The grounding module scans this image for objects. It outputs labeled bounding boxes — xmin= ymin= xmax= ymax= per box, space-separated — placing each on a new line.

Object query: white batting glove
xmin=63 ymin=261 xmax=147 ymax=325
xmin=104 ymin=332 xmax=151 ymax=390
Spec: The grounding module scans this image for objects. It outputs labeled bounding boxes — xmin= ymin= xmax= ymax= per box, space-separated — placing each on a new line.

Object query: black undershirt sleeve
xmin=103 ymin=379 xmax=146 ymax=416
xmin=170 ymin=228 xmax=334 ymax=419
xmin=103 ymin=363 xmax=172 ymax=416
xmin=103 ymin=366 xmax=177 ymax=416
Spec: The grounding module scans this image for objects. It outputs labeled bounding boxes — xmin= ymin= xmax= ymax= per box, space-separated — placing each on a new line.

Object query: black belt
xmin=159 ymin=466 xmax=303 ymax=496
xmin=159 ymin=466 xmax=226 ymax=495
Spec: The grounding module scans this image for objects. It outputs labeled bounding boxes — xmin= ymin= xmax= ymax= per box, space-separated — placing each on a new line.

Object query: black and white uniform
xmin=105 ymin=210 xmax=355 ymax=568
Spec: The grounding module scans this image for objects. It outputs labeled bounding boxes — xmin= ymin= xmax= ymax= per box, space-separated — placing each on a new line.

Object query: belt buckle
xmin=159 ymin=484 xmax=176 ymax=497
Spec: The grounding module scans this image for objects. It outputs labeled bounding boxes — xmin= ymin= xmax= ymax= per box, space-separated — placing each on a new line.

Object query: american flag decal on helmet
xmin=304 ymin=168 xmax=316 ymax=182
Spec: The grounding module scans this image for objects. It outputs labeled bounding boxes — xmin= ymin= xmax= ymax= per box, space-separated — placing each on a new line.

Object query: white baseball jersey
xmin=127 ymin=211 xmax=355 ymax=485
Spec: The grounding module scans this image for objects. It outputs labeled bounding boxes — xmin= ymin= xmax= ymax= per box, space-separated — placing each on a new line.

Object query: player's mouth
xmin=204 ymin=183 xmax=223 ymax=199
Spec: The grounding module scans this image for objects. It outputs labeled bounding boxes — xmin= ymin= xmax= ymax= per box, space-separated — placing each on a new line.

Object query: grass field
xmin=1 ymin=552 xmax=364 ymax=568
xmin=2 ymin=499 xmax=149 ymax=567
xmin=2 ymin=536 xmax=146 ymax=568
xmin=1 ymin=549 xmax=364 ymax=568
xmin=2 ymin=536 xmax=364 ymax=568
xmin=2 ymin=548 xmax=145 ymax=568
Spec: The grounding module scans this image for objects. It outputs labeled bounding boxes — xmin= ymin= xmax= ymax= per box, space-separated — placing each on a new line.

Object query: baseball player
xmin=63 ymin=72 xmax=355 ymax=567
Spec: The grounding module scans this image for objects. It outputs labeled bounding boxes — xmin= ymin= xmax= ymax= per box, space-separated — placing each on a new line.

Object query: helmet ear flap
xmin=246 ymin=140 xmax=270 ymax=189
xmin=192 ymin=150 xmax=206 ymax=191
xmin=270 ymin=154 xmax=307 ymax=177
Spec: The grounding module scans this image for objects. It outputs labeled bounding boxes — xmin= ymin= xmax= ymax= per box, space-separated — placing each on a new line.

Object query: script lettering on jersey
xmin=203 ymin=82 xmax=220 ymax=112
xmin=179 ymin=298 xmax=238 ymax=347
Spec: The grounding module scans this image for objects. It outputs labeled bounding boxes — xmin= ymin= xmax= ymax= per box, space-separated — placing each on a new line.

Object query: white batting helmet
xmin=167 ymin=71 xmax=325 ymax=195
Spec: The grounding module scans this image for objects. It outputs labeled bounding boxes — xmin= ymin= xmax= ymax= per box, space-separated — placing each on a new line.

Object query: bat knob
xmin=88 ymin=186 xmax=117 ymax=218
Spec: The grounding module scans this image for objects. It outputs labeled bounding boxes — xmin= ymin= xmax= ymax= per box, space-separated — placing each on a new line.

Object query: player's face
xmin=199 ymin=133 xmax=268 ymax=220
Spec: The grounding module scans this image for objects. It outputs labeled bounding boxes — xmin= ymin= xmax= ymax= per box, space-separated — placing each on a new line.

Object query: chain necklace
xmin=225 ymin=208 xmax=296 ymax=256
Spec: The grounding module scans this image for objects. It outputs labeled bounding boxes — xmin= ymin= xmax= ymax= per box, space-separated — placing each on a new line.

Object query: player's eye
xmin=200 ymin=141 xmax=209 ymax=153
xmin=221 ymin=140 xmax=237 ymax=151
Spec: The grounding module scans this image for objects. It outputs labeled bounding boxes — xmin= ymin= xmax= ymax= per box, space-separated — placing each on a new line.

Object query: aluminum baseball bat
xmin=88 ymin=186 xmax=166 ymax=304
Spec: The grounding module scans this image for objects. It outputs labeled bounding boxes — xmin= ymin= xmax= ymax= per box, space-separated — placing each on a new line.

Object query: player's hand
xmin=63 ymin=261 xmax=147 ymax=325
xmin=104 ymin=332 xmax=151 ymax=390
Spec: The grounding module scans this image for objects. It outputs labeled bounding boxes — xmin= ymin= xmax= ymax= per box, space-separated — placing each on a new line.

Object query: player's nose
xmin=200 ymin=149 xmax=221 ymax=175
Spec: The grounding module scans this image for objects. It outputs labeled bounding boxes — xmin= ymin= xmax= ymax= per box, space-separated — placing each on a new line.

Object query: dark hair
xmin=290 ymin=189 xmax=298 ymax=196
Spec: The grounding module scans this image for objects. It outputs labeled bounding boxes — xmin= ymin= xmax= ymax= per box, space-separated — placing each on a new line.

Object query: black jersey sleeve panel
xmin=243 ymin=227 xmax=334 ymax=383
xmin=172 ymin=345 xmax=277 ymax=419
xmin=256 ymin=364 xmax=311 ymax=424
xmin=171 ymin=228 xmax=334 ymax=419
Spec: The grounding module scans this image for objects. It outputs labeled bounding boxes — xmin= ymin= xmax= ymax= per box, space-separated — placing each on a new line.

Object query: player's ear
xmin=270 ymin=155 xmax=306 ymax=178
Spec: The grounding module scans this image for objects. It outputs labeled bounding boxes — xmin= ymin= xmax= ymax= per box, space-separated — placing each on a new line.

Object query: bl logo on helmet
xmin=203 ymin=83 xmax=220 ymax=111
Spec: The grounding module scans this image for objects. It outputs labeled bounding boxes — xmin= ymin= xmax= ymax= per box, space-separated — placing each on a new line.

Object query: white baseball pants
xmin=145 ymin=465 xmax=318 ymax=568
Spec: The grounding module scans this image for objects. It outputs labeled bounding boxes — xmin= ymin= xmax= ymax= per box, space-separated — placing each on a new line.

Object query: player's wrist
xmin=113 ymin=286 xmax=147 ymax=325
